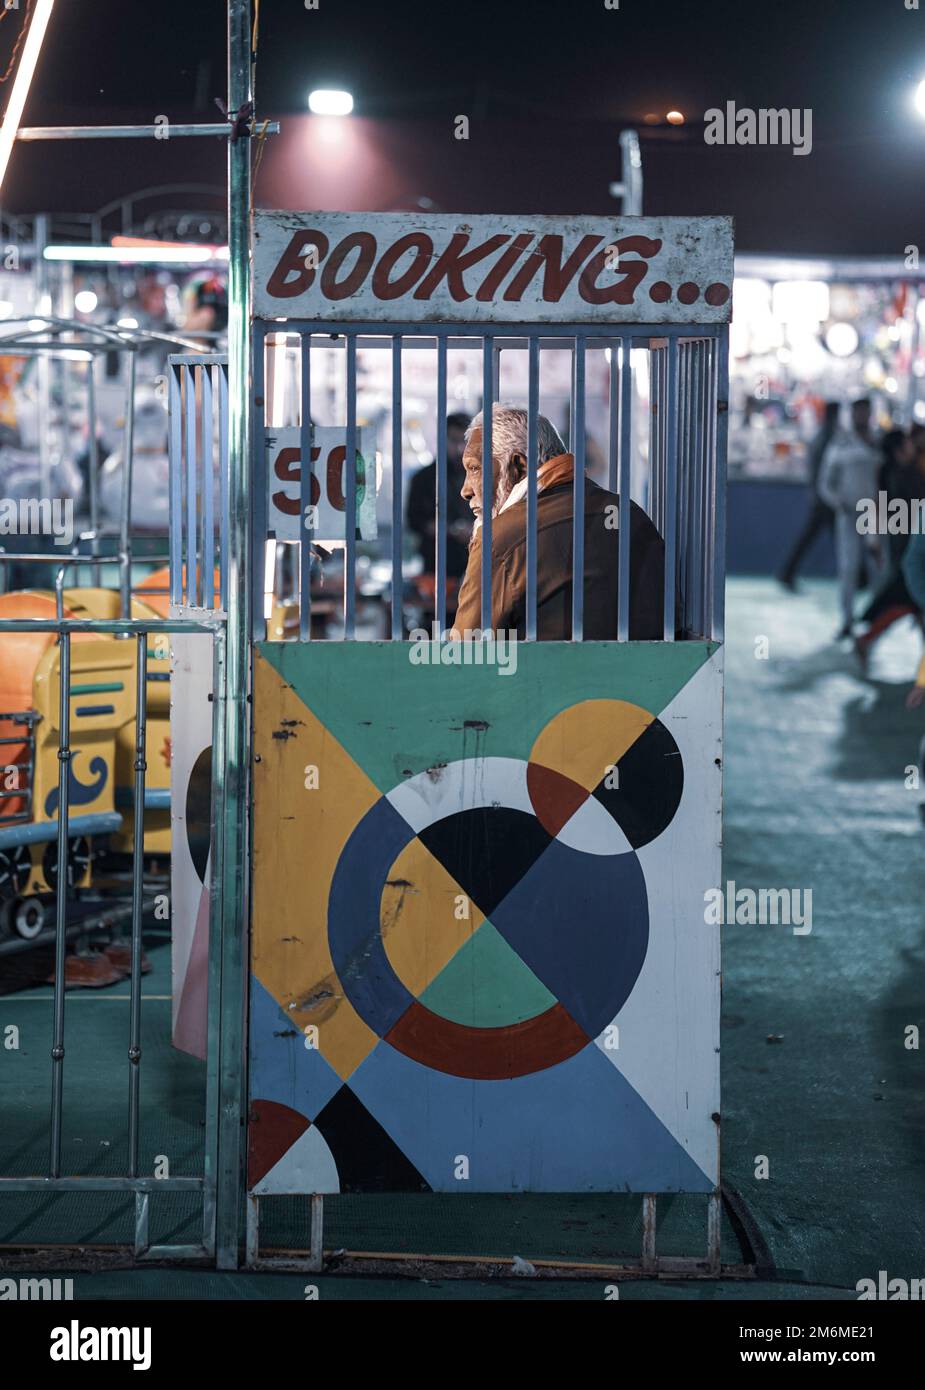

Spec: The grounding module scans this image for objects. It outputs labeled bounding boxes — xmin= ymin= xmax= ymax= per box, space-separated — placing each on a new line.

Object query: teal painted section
xmin=257 ymin=640 xmax=716 ymax=794
xmin=419 ymin=919 xmax=557 ymax=1027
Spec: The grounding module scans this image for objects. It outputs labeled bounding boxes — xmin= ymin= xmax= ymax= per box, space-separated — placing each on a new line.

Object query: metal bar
xmin=691 ymin=342 xmax=706 ymax=638
xmin=185 ymin=364 xmax=198 ymax=607
xmin=127 ymin=633 xmax=147 ymax=1177
xmin=707 ymin=1191 xmax=722 ymax=1274
xmin=309 ymin=1194 xmax=324 ymax=1273
xmin=49 ymin=632 xmax=71 ymax=1178
xmin=642 ymin=1194 xmax=657 ymax=1273
xmin=480 ymin=339 xmax=493 ymax=632
xmin=571 ymin=338 xmax=586 ymax=641
xmin=344 ymin=334 xmax=357 ymax=639
xmin=215 ymin=0 xmax=254 ymax=1270
xmin=86 ymin=357 xmax=100 ymax=549
xmin=134 ymin=1192 xmax=150 ymax=1258
xmin=608 ymin=345 xmax=619 ymax=493
xmin=202 ymin=367 xmax=215 ymax=608
xmin=678 ymin=343 xmax=691 ymax=638
xmin=525 ymin=337 xmax=539 ymax=641
xmin=663 ymin=338 xmax=680 ymax=641
xmin=0 ymin=618 xmax=223 ymax=634
xmin=435 ymin=334 xmax=448 ymax=634
xmin=649 ymin=345 xmax=661 ymax=528
xmin=390 ymin=336 xmax=403 ymax=641
xmin=218 ymin=362 xmax=230 ymax=609
xmin=299 ymin=333 xmax=313 ymax=640
xmin=713 ymin=328 xmax=730 ymax=642
xmin=703 ymin=340 xmax=717 ymax=639
xmin=251 ymin=322 xmax=267 ymax=641
xmin=202 ymin=627 xmax=226 ymax=1258
xmin=119 ymin=351 xmax=137 ymax=618
xmin=245 ymin=1194 xmax=259 ymax=1267
xmin=169 ymin=365 xmax=183 ymax=606
xmin=617 ymin=339 xmax=633 ymax=642
xmin=19 ymin=122 xmax=279 ymax=140
xmin=0 ymin=1176 xmax=205 ymax=1192
xmin=255 ymin=319 xmax=722 ymax=343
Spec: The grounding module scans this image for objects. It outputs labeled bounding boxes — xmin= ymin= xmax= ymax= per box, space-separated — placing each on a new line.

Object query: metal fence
xmin=251 ymin=321 xmax=728 ymax=646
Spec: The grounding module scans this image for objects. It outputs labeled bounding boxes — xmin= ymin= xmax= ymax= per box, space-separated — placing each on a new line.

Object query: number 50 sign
xmin=266 ymin=426 xmax=378 ymax=543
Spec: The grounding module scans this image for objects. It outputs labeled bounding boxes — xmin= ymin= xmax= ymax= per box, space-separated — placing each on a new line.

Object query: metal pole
xmin=119 ymin=351 xmax=137 ymax=617
xmin=215 ymin=0 xmax=253 ymax=1270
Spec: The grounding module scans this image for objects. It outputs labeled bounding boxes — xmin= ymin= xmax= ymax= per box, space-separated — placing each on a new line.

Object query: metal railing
xmin=251 ymin=321 xmax=729 ymax=646
xmin=0 ymin=615 xmax=227 ymax=1260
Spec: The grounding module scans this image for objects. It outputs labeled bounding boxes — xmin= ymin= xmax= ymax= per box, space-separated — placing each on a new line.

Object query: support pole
xmin=215 ymin=0 xmax=253 ymax=1271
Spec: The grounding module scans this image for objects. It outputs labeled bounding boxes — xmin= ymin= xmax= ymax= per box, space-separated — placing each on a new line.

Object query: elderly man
xmin=451 ymin=404 xmax=665 ymax=640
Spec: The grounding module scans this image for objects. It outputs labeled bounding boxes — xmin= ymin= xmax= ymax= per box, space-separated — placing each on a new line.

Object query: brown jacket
xmin=452 ymin=455 xmax=665 ymax=640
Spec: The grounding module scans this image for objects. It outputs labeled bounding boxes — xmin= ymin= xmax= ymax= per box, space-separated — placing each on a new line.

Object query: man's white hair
xmin=466 ymin=404 xmax=566 ymax=469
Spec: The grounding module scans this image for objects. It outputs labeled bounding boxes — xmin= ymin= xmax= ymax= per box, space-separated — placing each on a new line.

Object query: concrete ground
xmin=1 ymin=577 xmax=922 ymax=1300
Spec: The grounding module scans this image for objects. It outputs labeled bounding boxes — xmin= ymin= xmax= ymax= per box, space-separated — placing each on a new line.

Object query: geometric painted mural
xmin=248 ymin=639 xmax=722 ymax=1195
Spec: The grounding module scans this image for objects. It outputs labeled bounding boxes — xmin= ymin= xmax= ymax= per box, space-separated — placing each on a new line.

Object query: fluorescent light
xmin=825 ymin=322 xmax=859 ymax=358
xmin=308 ymin=89 xmax=353 ymax=115
xmin=0 ymin=0 xmax=56 ymax=194
xmin=44 ymin=244 xmax=228 ymax=263
xmin=74 ymin=289 xmax=98 ymax=313
xmin=116 ymin=316 xmax=139 ymax=329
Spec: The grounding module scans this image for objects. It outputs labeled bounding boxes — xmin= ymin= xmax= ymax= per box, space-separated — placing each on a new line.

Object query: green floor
xmin=1 ymin=578 xmax=923 ymax=1298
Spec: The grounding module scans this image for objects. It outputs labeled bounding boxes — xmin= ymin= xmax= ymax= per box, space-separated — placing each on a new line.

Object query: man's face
xmin=447 ymin=424 xmax=466 ymax=469
xmin=461 ymin=427 xmax=500 ymax=520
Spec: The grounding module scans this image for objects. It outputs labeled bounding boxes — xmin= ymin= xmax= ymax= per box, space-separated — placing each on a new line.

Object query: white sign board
xmin=266 ymin=425 xmax=377 ymax=543
xmin=254 ymin=212 xmax=734 ymax=325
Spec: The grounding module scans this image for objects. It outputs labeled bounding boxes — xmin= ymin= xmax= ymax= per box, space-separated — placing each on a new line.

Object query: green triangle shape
xmin=257 ymin=639 xmax=717 ymax=794
xmin=419 ymin=919 xmax=557 ymax=1028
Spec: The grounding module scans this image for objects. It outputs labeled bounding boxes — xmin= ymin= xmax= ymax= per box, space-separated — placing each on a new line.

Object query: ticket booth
xmin=243 ymin=212 xmax=732 ymax=1271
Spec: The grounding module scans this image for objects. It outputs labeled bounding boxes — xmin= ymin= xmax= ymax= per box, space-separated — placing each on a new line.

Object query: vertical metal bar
xmin=703 ymin=339 xmax=717 ymax=639
xmin=390 ymin=336 xmax=403 ymax=641
xmin=299 ymin=332 xmax=313 ymax=641
xmin=691 ymin=342 xmax=706 ymax=639
xmin=251 ymin=323 xmax=267 ymax=641
xmin=571 ymin=336 xmax=586 ymax=642
xmin=309 ymin=1193 xmax=324 ymax=1273
xmin=526 ymin=336 xmax=539 ymax=641
xmin=480 ymin=338 xmax=493 ymax=632
xmin=201 ymin=367 xmax=215 ymax=609
xmin=245 ymin=1194 xmax=259 ymax=1267
xmin=492 ymin=342 xmax=501 ymax=399
xmin=608 ymin=344 xmax=619 ymax=493
xmin=169 ymin=364 xmax=183 ymax=607
xmin=219 ymin=362 xmax=230 ymax=610
xmin=49 ymin=632 xmax=71 ymax=1178
xmin=86 ymin=356 xmax=100 ymax=550
xmin=134 ymin=1191 xmax=150 ymax=1258
xmin=435 ymin=335 xmax=448 ymax=634
xmin=344 ymin=334 xmax=357 ymax=639
xmin=185 ymin=364 xmax=198 ymax=608
xmin=713 ymin=328 xmax=730 ymax=642
xmin=127 ymin=632 xmax=147 ymax=1177
xmin=216 ymin=0 xmax=254 ymax=1270
xmin=649 ymin=345 xmax=661 ymax=529
xmin=707 ymin=1190 xmax=722 ymax=1274
xmin=119 ymin=351 xmax=137 ymax=618
xmin=663 ymin=337 xmax=680 ymax=642
xmin=202 ymin=627 xmax=226 ymax=1258
xmin=642 ymin=1194 xmax=657 ymax=1273
xmin=659 ymin=345 xmax=669 ymax=536
xmin=617 ymin=339 xmax=633 ymax=642
xmin=678 ymin=342 xmax=691 ymax=639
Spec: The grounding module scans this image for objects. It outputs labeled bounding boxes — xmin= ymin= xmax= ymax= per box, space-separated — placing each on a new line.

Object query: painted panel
xmin=248 ymin=640 xmax=722 ymax=1194
xmin=254 ymin=212 xmax=734 ymax=325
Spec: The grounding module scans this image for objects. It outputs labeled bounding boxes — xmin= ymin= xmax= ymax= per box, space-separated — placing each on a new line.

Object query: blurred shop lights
xmin=73 ymin=290 xmax=98 ymax=314
xmin=824 ymin=322 xmax=860 ymax=357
